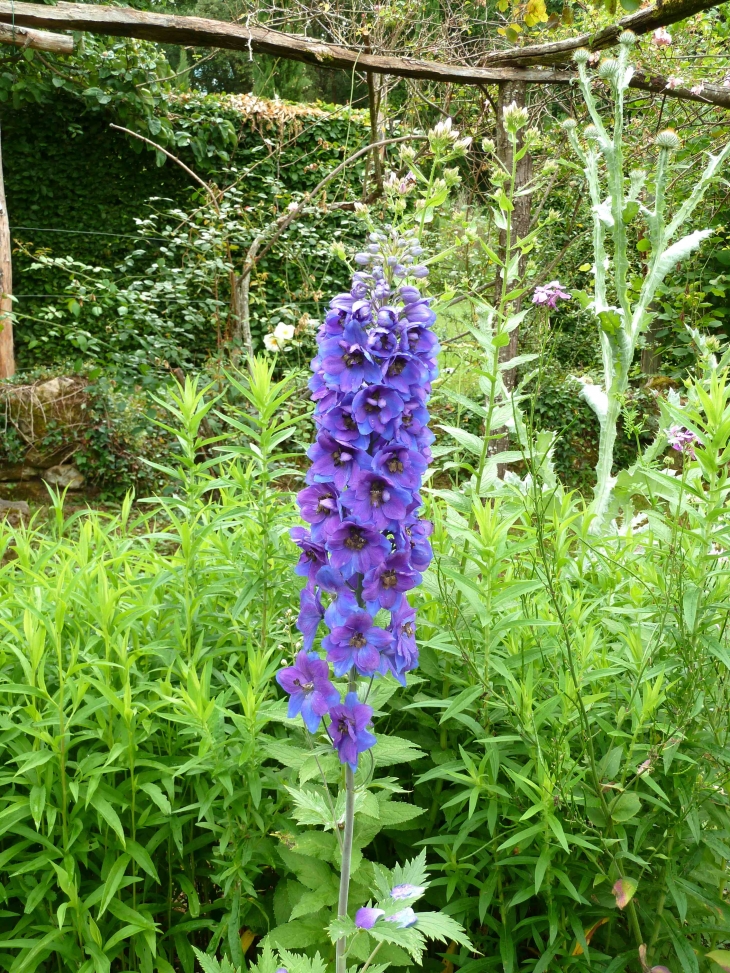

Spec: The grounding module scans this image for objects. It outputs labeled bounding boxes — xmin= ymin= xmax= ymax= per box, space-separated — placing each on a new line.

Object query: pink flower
xmin=690 ymin=83 xmax=705 ymax=97
xmin=651 ymin=27 xmax=672 ymax=48
xmin=532 ymin=280 xmax=571 ymax=309
xmin=665 ymin=76 xmax=682 ymax=91
xmin=666 ymin=425 xmax=697 ymax=458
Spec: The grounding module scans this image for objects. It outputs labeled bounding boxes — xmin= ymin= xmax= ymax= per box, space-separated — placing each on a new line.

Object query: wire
xmin=14 ymin=294 xmax=220 ymax=303
xmin=10 ymin=225 xmax=170 ymax=243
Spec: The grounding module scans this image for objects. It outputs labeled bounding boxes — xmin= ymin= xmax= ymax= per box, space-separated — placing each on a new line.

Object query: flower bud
xmin=655 ymin=129 xmax=680 ymax=151
xmin=562 ymin=118 xmax=577 ymax=132
xmin=573 ymin=48 xmax=591 ymax=65
xmin=481 ymin=137 xmax=496 ymax=154
xmin=619 ymin=29 xmax=637 ymax=46
xmin=503 ymin=100 xmax=529 ymax=135
xmin=584 ymin=124 xmax=599 ymax=140
xmin=598 ymin=58 xmax=619 ymax=81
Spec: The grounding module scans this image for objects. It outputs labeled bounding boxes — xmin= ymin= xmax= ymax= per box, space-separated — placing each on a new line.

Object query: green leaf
xmin=610 ymin=792 xmax=641 ymax=822
xmin=707 ymin=950 xmax=730 ymax=972
xmin=138 ymin=781 xmax=171 ymax=815
xmin=373 ymin=736 xmax=425 ymax=767
xmin=439 ymin=685 xmax=482 ymax=725
xmin=437 ymin=425 xmax=484 ymax=458
xmin=89 ymin=793 xmax=126 ymax=847
xmin=98 ymin=853 xmax=130 ymax=918
xmin=415 ymin=911 xmax=474 ymax=950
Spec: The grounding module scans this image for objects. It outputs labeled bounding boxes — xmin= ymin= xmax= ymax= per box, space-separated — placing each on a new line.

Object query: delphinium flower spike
xmin=280 ymin=225 xmax=438 ymax=769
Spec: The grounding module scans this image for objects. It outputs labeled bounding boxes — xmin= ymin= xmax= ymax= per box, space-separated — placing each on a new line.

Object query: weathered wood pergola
xmin=0 ymin=0 xmax=727 ymax=377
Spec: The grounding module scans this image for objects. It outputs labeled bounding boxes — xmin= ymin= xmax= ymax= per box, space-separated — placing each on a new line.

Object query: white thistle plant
xmin=564 ymin=31 xmax=730 ymax=530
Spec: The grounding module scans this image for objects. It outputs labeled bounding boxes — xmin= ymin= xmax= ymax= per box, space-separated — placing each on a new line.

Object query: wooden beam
xmin=0 ymin=2 xmax=582 ymax=84
xmin=0 ymin=1 xmax=726 ymax=110
xmin=0 ymin=22 xmax=73 ymax=53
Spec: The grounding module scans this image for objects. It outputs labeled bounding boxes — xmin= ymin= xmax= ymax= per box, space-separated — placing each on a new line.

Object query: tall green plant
xmin=564 ymin=32 xmax=730 ymax=528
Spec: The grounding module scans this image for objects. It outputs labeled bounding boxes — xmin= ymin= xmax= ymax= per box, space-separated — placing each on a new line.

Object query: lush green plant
xmin=0 ymin=367 xmax=304 ymax=972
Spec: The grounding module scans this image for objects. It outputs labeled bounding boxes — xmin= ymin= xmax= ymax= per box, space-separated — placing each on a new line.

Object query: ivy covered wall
xmin=2 ymin=91 xmax=368 ymax=370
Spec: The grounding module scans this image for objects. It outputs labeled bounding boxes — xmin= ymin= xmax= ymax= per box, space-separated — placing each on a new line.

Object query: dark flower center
xmin=387 ymin=457 xmax=404 ymax=474
xmin=332 ymin=448 xmax=351 ymax=467
xmin=404 ymin=623 xmax=414 ymax=637
xmin=344 ymin=528 xmax=367 ymax=550
xmin=389 ymin=358 xmax=406 ymax=376
xmin=294 ymin=678 xmax=314 ymax=691
xmin=350 ymin=633 xmax=367 ymax=648
xmin=370 ymin=486 xmax=384 ymax=506
xmin=382 ymin=570 xmax=398 ymax=589
xmin=401 ymin=413 xmax=413 ymax=427
xmin=316 ymin=495 xmax=335 ymax=515
xmin=337 ymin=716 xmax=353 ymax=733
xmin=306 ymin=549 xmax=320 ymax=562
xmin=343 ymin=413 xmax=357 ymax=430
xmin=344 ymin=350 xmax=364 ymax=367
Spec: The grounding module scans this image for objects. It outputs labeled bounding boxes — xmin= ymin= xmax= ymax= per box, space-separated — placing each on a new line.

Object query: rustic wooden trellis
xmin=0 ymin=0 xmax=727 ymax=377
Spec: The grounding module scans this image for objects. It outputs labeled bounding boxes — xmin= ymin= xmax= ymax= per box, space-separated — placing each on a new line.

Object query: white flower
xmin=263 ymin=333 xmax=281 ymax=352
xmin=273 ymin=322 xmax=295 ymax=343
xmin=690 ymin=83 xmax=705 ymax=97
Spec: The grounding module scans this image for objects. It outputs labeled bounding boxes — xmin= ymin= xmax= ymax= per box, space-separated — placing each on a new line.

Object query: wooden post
xmin=0 ymin=124 xmax=13 ymax=379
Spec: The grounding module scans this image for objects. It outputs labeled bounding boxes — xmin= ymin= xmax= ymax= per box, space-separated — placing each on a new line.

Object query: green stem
xmin=336 ymin=669 xmax=358 ymax=973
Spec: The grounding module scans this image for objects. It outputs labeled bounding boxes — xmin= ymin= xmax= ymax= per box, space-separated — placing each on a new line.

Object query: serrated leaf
xmin=285 ymin=786 xmax=334 ymax=829
xmin=415 ymin=911 xmax=474 ymax=949
xmin=373 ymin=736 xmax=425 ymax=767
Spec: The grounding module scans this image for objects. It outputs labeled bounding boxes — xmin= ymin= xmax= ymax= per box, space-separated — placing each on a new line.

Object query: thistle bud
xmin=584 ymin=124 xmax=599 ymax=140
xmin=619 ymin=29 xmax=637 ymax=46
xmin=598 ymin=58 xmax=619 ymax=81
xmin=573 ymin=48 xmax=591 ymax=65
xmin=562 ymin=118 xmax=578 ymax=131
xmin=655 ymin=129 xmax=681 ymax=151
xmin=503 ymin=100 xmax=529 ymax=135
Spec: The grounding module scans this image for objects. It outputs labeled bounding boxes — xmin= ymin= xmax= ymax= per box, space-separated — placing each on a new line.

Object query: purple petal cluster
xmin=532 ymin=280 xmax=571 ymax=308
xmin=279 ymin=227 xmax=437 ymax=770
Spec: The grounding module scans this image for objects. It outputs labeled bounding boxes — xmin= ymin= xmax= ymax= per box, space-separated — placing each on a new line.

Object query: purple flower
xmin=320 ymin=325 xmax=382 ymax=393
xmin=329 ymin=691 xmax=377 ymax=771
xmin=394 ymin=399 xmax=431 ymax=449
xmin=355 ymin=908 xmax=384 ymax=930
xmin=307 ymin=432 xmax=364 ymax=490
xmin=327 ymin=521 xmax=390 ymax=579
xmin=318 ymin=401 xmax=371 ymax=450
xmin=385 ymin=908 xmax=418 ymax=928
xmin=391 ymin=884 xmax=425 ymax=900
xmin=401 ymin=518 xmax=433 ymax=572
xmin=291 ymin=527 xmax=327 ymax=587
xmin=532 ymin=280 xmax=571 ymax=308
xmin=297 ymin=483 xmax=342 ymax=539
xmin=342 ymin=471 xmax=412 ymax=531
xmin=362 ymin=552 xmax=421 ymax=611
xmin=383 ymin=354 xmax=429 ymax=395
xmin=352 ymin=386 xmax=405 ymax=437
xmin=277 ymin=651 xmax=340 ymax=733
xmin=284 ymin=233 xmax=439 ymax=770
xmin=372 ymin=445 xmax=427 ymax=492
xmin=382 ymin=603 xmax=418 ymax=685
xmin=367 ymin=327 xmax=400 ymax=359
xmin=297 ymin=587 xmax=324 ymax=651
xmin=323 ymin=611 xmax=393 ymax=677
xmin=667 ymin=424 xmax=697 ymax=457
